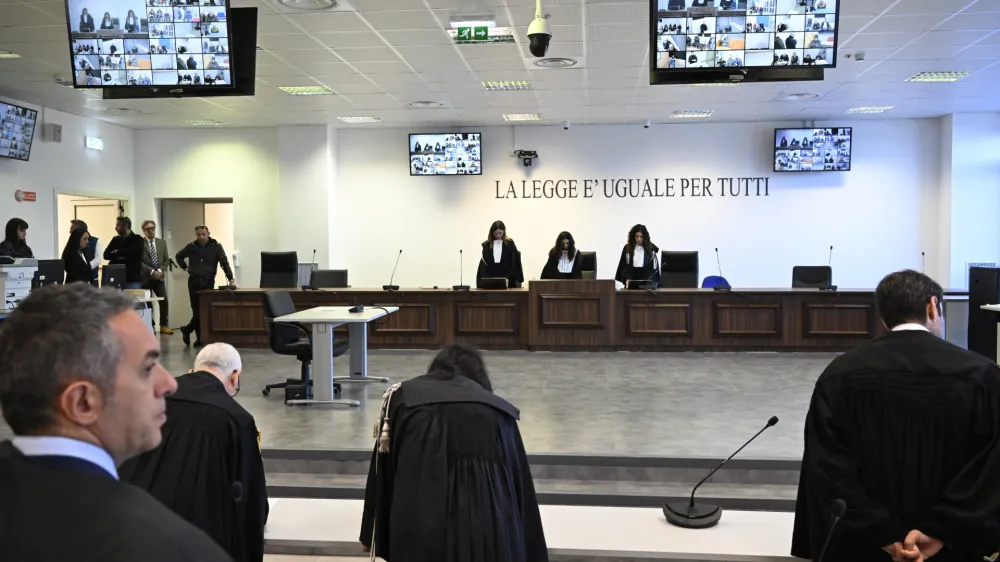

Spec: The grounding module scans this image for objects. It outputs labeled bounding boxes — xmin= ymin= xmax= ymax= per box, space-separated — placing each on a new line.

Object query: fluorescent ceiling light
xmin=185 ymin=120 xmax=224 ymax=126
xmin=847 ymin=106 xmax=894 ymax=114
xmin=449 ymin=17 xmax=496 ymax=29
xmin=670 ymin=110 xmax=714 ymax=119
xmin=0 ymin=51 xmax=21 ymax=59
xmin=503 ymin=113 xmax=542 ymax=121
xmin=483 ymin=80 xmax=532 ymax=91
xmin=338 ymin=116 xmax=381 ymax=123
xmin=279 ymin=85 xmax=335 ymax=96
xmin=905 ymin=71 xmax=971 ymax=83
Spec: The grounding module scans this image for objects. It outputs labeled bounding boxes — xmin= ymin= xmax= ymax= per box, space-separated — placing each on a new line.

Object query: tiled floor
xmin=0 ymin=335 xmax=834 ymax=458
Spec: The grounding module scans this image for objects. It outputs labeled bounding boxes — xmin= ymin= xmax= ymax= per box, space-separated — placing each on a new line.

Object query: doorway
xmin=160 ymin=198 xmax=235 ymax=330
xmin=56 ymin=193 xmax=127 ymax=264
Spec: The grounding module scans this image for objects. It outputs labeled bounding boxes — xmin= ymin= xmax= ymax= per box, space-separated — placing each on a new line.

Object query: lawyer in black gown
xmin=615 ymin=224 xmax=659 ymax=288
xmin=476 ymin=220 xmax=524 ymax=288
xmin=360 ymin=344 xmax=548 ymax=562
xmin=120 ymin=343 xmax=269 ymax=562
xmin=792 ymin=270 xmax=1000 ymax=562
xmin=540 ymin=231 xmax=582 ymax=280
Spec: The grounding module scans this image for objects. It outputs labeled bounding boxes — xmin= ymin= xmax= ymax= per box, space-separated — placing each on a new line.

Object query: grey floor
xmin=0 ymin=335 xmax=835 ymax=459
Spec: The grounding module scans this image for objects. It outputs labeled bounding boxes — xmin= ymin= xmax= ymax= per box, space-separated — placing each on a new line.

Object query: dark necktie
xmin=149 ymin=240 xmax=159 ymax=270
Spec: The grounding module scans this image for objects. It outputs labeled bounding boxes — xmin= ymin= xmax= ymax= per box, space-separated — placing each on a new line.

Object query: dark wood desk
xmin=199 ymin=285 xmax=889 ymax=352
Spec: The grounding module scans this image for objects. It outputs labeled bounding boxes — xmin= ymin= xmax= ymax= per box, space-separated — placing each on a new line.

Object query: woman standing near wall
xmin=615 ymin=224 xmax=659 ymax=288
xmin=476 ymin=220 xmax=523 ymax=289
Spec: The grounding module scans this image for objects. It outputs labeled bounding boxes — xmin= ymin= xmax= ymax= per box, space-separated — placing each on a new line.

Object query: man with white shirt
xmin=792 ymin=269 xmax=1000 ymax=562
xmin=0 ymin=283 xmax=230 ymax=562
xmin=70 ymin=218 xmax=102 ymax=285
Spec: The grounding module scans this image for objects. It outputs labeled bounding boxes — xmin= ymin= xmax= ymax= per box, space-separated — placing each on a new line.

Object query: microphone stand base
xmin=382 ymin=285 xmax=399 ymax=291
xmin=663 ymin=502 xmax=722 ymax=529
xmin=452 ymin=285 xmax=470 ymax=291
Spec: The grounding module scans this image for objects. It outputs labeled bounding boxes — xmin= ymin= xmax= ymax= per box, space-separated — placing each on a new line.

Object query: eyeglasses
xmin=143 ymin=226 xmax=155 ymax=231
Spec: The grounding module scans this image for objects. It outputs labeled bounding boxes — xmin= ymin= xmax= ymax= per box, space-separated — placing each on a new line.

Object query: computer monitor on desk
xmin=661 ymin=251 xmax=699 ymax=289
xmin=101 ymin=265 xmax=125 ymax=290
xmin=32 ymin=259 xmax=64 ymax=288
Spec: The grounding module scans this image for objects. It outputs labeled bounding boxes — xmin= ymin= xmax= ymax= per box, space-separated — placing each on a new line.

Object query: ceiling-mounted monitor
xmin=650 ymin=0 xmax=840 ymax=85
xmin=774 ymin=127 xmax=851 ymax=172
xmin=64 ymin=0 xmax=235 ymax=89
xmin=410 ymin=133 xmax=482 ymax=176
xmin=0 ymin=101 xmax=38 ymax=162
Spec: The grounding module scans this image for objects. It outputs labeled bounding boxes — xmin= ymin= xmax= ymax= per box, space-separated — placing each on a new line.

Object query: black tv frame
xmin=0 ymin=100 xmax=39 ymax=163
xmin=773 ymin=126 xmax=853 ymax=173
xmin=409 ymin=132 xmax=483 ymax=177
xmin=649 ymin=0 xmax=842 ymax=85
xmin=63 ymin=0 xmax=239 ymax=91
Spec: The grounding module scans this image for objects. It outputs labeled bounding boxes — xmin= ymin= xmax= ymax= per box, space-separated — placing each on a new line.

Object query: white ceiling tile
xmin=841 ymin=32 xmax=912 ymax=50
xmin=361 ymin=10 xmax=443 ymax=31
xmin=936 ymin=12 xmax=1000 ymax=31
xmin=257 ymin=15 xmax=303 ymax=35
xmin=353 ymin=93 xmax=405 ymax=109
xmin=334 ymin=46 xmax=402 ymax=63
xmin=965 ymin=1 xmax=1000 ymax=12
xmin=313 ymin=32 xmax=388 ymax=49
xmin=254 ymin=63 xmax=308 ymax=77
xmin=458 ymin=43 xmax=524 ymax=60
xmin=586 ymin=23 xmax=647 ymax=42
xmin=888 ymin=0 xmax=985 ymax=15
xmin=837 ymin=16 xmax=875 ymax=35
xmin=865 ymin=15 xmax=947 ymax=34
xmin=467 ymin=58 xmax=529 ymax=72
xmin=294 ymin=62 xmax=357 ymax=75
xmin=285 ymin=12 xmax=372 ymax=33
xmin=257 ymin=33 xmax=327 ymax=50
xmin=312 ymin=72 xmax=378 ymax=86
xmin=514 ymin=25 xmax=585 ymax=43
xmin=268 ymin=49 xmax=341 ymax=64
xmin=889 ymin=45 xmax=965 ymax=60
xmin=509 ymin=4 xmax=583 ymax=26
xmin=351 ymin=61 xmax=414 ymax=74
xmin=383 ymin=29 xmax=454 ymax=46
xmin=350 ymin=0 xmax=430 ymax=10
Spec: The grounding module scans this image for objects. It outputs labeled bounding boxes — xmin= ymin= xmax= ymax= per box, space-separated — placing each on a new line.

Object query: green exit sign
xmin=457 ymin=26 xmax=472 ymax=40
xmin=473 ymin=26 xmax=488 ymax=40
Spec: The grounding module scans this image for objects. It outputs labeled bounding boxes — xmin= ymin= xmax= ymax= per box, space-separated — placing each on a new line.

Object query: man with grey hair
xmin=120 ymin=342 xmax=269 ymax=562
xmin=0 ymin=283 xmax=230 ymax=562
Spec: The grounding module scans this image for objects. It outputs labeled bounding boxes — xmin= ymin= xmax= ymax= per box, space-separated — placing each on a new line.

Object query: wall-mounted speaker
xmin=42 ymin=123 xmax=62 ymax=143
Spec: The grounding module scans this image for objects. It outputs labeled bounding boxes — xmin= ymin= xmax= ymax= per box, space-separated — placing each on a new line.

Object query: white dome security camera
xmin=528 ymin=0 xmax=551 ymax=57
xmin=644 ymin=119 xmax=651 ymax=129
xmin=563 ymin=121 xmax=570 ymax=130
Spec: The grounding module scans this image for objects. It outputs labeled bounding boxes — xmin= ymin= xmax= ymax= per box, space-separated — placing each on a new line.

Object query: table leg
xmin=338 ymin=322 xmax=390 ymax=384
xmin=152 ymin=300 xmax=160 ymax=334
xmin=286 ymin=323 xmax=359 ymax=407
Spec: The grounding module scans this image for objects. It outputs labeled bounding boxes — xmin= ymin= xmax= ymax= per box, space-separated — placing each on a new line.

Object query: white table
xmin=134 ymin=296 xmax=165 ymax=335
xmin=980 ymin=304 xmax=1000 ymax=362
xmin=274 ymin=306 xmax=398 ymax=407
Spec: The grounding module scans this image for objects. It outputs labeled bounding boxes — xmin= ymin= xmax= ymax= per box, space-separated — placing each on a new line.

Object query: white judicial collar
xmin=492 ymin=239 xmax=503 ymax=264
xmin=12 ymin=435 xmax=119 ymax=480
xmin=558 ymin=251 xmax=575 ymax=274
xmin=633 ymin=246 xmax=645 ymax=266
xmin=891 ymin=323 xmax=930 ymax=333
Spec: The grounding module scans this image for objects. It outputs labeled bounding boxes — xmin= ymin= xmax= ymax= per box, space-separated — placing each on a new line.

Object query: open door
xmin=161 ymin=200 xmax=205 ymax=330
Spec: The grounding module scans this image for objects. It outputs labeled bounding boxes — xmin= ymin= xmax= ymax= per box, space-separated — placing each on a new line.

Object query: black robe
xmin=476 ymin=238 xmax=523 ymax=289
xmin=360 ymin=372 xmax=548 ymax=562
xmin=0 ymin=441 xmax=230 ymax=562
xmin=119 ymin=372 xmax=268 ymax=562
xmin=540 ymin=250 xmax=582 ymax=280
xmin=615 ymin=243 xmax=659 ymax=287
xmin=792 ymin=330 xmax=1000 ymax=562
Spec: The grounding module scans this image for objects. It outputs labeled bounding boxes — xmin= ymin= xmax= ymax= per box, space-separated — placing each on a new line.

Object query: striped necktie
xmin=149 ymin=239 xmax=159 ymax=269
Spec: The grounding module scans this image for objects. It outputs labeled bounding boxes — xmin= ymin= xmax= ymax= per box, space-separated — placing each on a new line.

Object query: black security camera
xmin=515 ymin=149 xmax=538 ymax=167
xmin=528 ymin=0 xmax=551 ymax=57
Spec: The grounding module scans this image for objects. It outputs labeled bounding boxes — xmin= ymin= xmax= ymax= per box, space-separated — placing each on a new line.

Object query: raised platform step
xmin=263 ymin=449 xmax=801 ymax=512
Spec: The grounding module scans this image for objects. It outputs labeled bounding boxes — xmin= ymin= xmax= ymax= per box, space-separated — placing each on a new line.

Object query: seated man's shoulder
xmin=110 ymin=485 xmax=230 ymax=558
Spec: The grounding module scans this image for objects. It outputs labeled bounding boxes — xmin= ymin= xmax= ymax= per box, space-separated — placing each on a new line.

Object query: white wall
xmin=0 ymin=101 xmax=134 ymax=259
xmin=333 ymin=121 xmax=942 ymax=289
xmin=277 ymin=126 xmax=334 ymax=267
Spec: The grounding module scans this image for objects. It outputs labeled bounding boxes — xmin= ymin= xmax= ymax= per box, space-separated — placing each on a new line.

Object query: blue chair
xmin=702 ymin=275 xmax=730 ymax=288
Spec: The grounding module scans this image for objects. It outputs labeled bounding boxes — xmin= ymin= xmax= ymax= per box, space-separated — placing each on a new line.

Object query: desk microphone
xmin=713 ymin=247 xmax=731 ymax=291
xmin=663 ymin=416 xmax=779 ymax=529
xmin=311 ymin=248 xmax=316 ymax=265
xmin=383 ymin=249 xmax=402 ymax=291
xmin=921 ymin=251 xmax=925 ymax=274
xmin=302 ymin=249 xmax=320 ymax=290
xmin=828 ymin=245 xmax=834 ymax=267
xmin=817 ymin=499 xmax=847 ymax=562
xmin=453 ymin=249 xmax=470 ymax=291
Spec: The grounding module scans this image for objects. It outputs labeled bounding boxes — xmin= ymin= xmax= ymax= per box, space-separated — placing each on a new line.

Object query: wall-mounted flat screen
xmin=774 ymin=127 xmax=851 ymax=172
xmin=652 ymin=0 xmax=839 ymax=71
xmin=64 ymin=0 xmax=234 ymax=88
xmin=0 ymin=102 xmax=38 ymax=162
xmin=409 ymin=133 xmax=482 ymax=176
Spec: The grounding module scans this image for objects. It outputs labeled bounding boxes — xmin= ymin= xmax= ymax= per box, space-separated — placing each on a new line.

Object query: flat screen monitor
xmin=0 ymin=101 xmax=38 ymax=162
xmin=650 ymin=0 xmax=839 ymax=83
xmin=64 ymin=0 xmax=235 ymax=89
xmin=409 ymin=133 xmax=482 ymax=176
xmin=101 ymin=264 xmax=126 ymax=289
xmin=32 ymin=259 xmax=65 ymax=288
xmin=774 ymin=127 xmax=851 ymax=172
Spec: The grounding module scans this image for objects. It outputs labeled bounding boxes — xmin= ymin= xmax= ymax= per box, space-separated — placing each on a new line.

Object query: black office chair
xmin=661 ymin=251 xmax=700 ymax=288
xmin=261 ymin=290 xmax=349 ymax=400
xmin=310 ymin=269 xmax=349 ymax=288
xmin=792 ymin=265 xmax=833 ymax=288
xmin=578 ymin=251 xmax=597 ymax=279
xmin=513 ymin=250 xmax=524 ymax=288
xmin=260 ymin=251 xmax=298 ymax=288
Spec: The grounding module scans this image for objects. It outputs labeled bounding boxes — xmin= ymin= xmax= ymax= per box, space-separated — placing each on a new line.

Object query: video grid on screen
xmin=66 ymin=0 xmax=231 ymax=87
xmin=0 ymin=103 xmax=38 ymax=162
xmin=774 ymin=127 xmax=851 ymax=172
xmin=655 ymin=0 xmax=836 ymax=70
xmin=409 ymin=133 xmax=482 ymax=176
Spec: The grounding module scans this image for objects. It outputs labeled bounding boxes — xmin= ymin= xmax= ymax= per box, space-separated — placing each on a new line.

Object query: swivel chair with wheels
xmin=261 ymin=290 xmax=349 ymax=401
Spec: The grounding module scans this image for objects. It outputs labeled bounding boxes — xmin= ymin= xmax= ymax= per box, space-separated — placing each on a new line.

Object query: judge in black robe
xmin=614 ymin=224 xmax=659 ymax=288
xmin=792 ymin=270 xmax=1000 ymax=562
xmin=476 ymin=219 xmax=524 ymax=289
xmin=120 ymin=346 xmax=268 ymax=562
xmin=540 ymin=230 xmax=583 ymax=280
xmin=360 ymin=344 xmax=548 ymax=562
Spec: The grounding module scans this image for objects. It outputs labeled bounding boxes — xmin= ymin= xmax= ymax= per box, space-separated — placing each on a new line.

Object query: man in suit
xmin=140 ymin=220 xmax=172 ymax=335
xmin=0 ymin=283 xmax=230 ymax=562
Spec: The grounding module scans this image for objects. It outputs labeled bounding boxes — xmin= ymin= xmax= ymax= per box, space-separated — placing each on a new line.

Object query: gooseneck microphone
xmin=921 ymin=251 xmax=926 ymax=274
xmin=820 ymin=245 xmax=838 ymax=292
xmin=663 ymin=416 xmax=779 ymax=529
xmin=453 ymin=249 xmax=470 ymax=291
xmin=828 ymin=245 xmax=834 ymax=266
xmin=817 ymin=499 xmax=847 ymax=562
xmin=311 ymin=248 xmax=316 ymax=265
xmin=713 ymin=247 xmax=731 ymax=291
xmin=383 ymin=249 xmax=402 ymax=291
xmin=302 ymin=249 xmax=320 ymax=290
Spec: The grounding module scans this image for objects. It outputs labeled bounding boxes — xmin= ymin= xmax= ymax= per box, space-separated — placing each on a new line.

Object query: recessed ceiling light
xmin=483 ymin=80 xmax=532 ymax=91
xmin=406 ymin=101 xmax=445 ymax=109
xmin=0 ymin=51 xmax=21 ymax=59
xmin=780 ymin=93 xmax=820 ymax=101
xmin=692 ymin=82 xmax=739 ymax=87
xmin=671 ymin=110 xmax=714 ymax=119
xmin=847 ymin=106 xmax=894 ymax=114
xmin=534 ymin=57 xmax=577 ymax=69
xmin=503 ymin=113 xmax=541 ymax=121
xmin=278 ymin=0 xmax=337 ymax=9
xmin=905 ymin=71 xmax=971 ymax=83
xmin=185 ymin=119 xmax=224 ymax=126
xmin=338 ymin=116 xmax=381 ymax=123
xmin=279 ymin=85 xmax=335 ymax=96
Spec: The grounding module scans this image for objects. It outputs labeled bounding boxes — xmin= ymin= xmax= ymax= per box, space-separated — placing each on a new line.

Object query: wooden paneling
xmin=456 ymin=302 xmax=518 ymax=335
xmin=626 ymin=303 xmax=691 ymax=336
xmin=714 ymin=303 xmax=782 ymax=337
xmin=803 ymin=303 xmax=874 ymax=337
xmin=372 ymin=303 xmax=435 ymax=336
xmin=539 ymin=295 xmax=604 ymax=328
xmin=528 ymin=280 xmax=616 ymax=349
xmin=208 ymin=303 xmax=266 ymax=333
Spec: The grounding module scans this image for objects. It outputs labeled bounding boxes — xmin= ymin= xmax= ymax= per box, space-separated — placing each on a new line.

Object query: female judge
xmin=79 ymin=8 xmax=95 ymax=33
xmin=100 ymin=12 xmax=114 ymax=30
xmin=476 ymin=220 xmax=523 ymax=289
xmin=63 ymin=227 xmax=94 ymax=285
xmin=540 ymin=231 xmax=582 ymax=280
xmin=125 ymin=9 xmax=140 ymax=32
xmin=615 ymin=224 xmax=659 ymax=288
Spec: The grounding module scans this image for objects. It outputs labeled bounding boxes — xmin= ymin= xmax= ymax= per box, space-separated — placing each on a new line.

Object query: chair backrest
xmin=513 ymin=250 xmax=524 ymax=288
xmin=262 ymin=290 xmax=301 ymax=349
xmin=310 ymin=269 xmax=349 ymax=288
xmin=260 ymin=251 xmax=298 ymax=288
xmin=660 ymin=251 xmax=699 ymax=289
xmin=578 ymin=251 xmax=597 ymax=280
xmin=701 ymin=275 xmax=730 ymax=289
xmin=792 ymin=265 xmax=832 ymax=288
